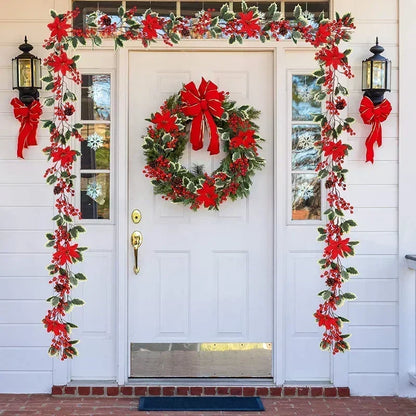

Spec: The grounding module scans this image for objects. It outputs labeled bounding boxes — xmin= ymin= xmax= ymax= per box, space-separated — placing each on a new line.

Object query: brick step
xmin=52 ymin=385 xmax=350 ymax=398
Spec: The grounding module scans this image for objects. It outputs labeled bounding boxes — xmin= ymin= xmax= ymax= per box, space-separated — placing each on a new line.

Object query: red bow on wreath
xmin=181 ymin=78 xmax=225 ymax=155
xmin=10 ymin=98 xmax=43 ymax=159
xmin=359 ymin=95 xmax=392 ymax=163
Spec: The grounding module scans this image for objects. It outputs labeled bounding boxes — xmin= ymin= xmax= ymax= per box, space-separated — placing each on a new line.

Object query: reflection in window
xmin=292 ymin=124 xmax=320 ymax=170
xmin=291 ymin=74 xmax=322 ymax=221
xmin=292 ymin=173 xmax=321 ymax=220
xmin=81 ymin=74 xmax=111 ymax=121
xmin=292 ymin=75 xmax=321 ymax=121
xmin=72 ymin=1 xmax=330 ymax=25
xmin=80 ymin=124 xmax=110 ymax=170
xmin=79 ymin=73 xmax=111 ymax=220
xmin=81 ymin=173 xmax=110 ymax=219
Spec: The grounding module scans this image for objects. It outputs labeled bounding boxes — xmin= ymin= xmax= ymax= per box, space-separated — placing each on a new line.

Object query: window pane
xmin=292 ymin=74 xmax=320 ymax=121
xmin=81 ymin=74 xmax=111 ymax=121
xmin=73 ymin=1 xmax=122 ymax=29
xmin=292 ymin=173 xmax=321 ymax=220
xmin=126 ymin=1 xmax=176 ymax=16
xmin=233 ymin=2 xmax=280 ymax=13
xmin=292 ymin=124 xmax=320 ymax=170
xmin=285 ymin=2 xmax=329 ymax=20
xmin=181 ymin=2 xmax=222 ymax=17
xmin=81 ymin=124 xmax=110 ymax=170
xmin=80 ymin=173 xmax=110 ymax=219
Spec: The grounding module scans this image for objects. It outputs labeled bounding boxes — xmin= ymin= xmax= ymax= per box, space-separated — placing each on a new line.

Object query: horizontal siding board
xmin=0 ymin=300 xmax=46 ymax=323
xmin=342 ymin=255 xmax=398 ymax=279
xmin=0 ymin=206 xmax=53 ymax=230
xmin=0 ymin=347 xmax=52 ymax=371
xmin=0 ymin=22 xmax=51 ymax=44
xmin=0 ymin=254 xmax=50 ymax=277
xmin=0 ymin=231 xmax=49 ymax=253
xmin=0 ymin=371 xmax=52 ymax=393
xmin=350 ymin=327 xmax=398 ymax=349
xmin=0 ymin=324 xmax=50 ymax=347
xmin=352 ymin=208 xmax=397 ymax=232
xmin=344 ymin=185 xmax=397 ymax=208
xmin=346 ymin=138 xmax=398 ymax=162
xmin=0 ymin=161 xmax=49 ymax=184
xmin=349 ymin=374 xmax=398 ymax=396
xmin=349 ymin=350 xmax=397 ymax=374
xmin=348 ymin=232 xmax=397 ymax=255
xmin=0 ymin=277 xmax=50 ymax=298
xmin=348 ymin=279 xmax=398 ymax=302
xmin=349 ymin=302 xmax=398 ymax=326
xmin=0 ymin=184 xmax=53 ymax=206
xmin=335 ymin=0 xmax=398 ymax=20
xmin=1 ymin=0 xmax=55 ymax=20
xmin=346 ymin=161 xmax=398 ymax=185
xmin=0 ymin=139 xmax=51 ymax=161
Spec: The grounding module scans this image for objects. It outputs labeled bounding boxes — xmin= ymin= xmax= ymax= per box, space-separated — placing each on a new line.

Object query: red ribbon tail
xmin=205 ymin=112 xmax=220 ymax=155
xmin=365 ymin=122 xmax=381 ymax=163
xmin=17 ymin=122 xmax=33 ymax=159
xmin=189 ymin=113 xmax=204 ymax=151
xmin=27 ymin=121 xmax=39 ymax=146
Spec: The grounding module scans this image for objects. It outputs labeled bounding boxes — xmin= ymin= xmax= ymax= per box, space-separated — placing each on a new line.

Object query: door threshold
xmin=127 ymin=378 xmax=275 ymax=386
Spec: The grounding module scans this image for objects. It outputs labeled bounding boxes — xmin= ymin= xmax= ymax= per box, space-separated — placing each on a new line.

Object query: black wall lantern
xmin=12 ymin=36 xmax=42 ymax=105
xmin=362 ymin=37 xmax=391 ymax=105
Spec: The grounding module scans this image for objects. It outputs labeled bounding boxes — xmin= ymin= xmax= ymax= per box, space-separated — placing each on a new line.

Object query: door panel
xmin=128 ymin=51 xmax=274 ymax=377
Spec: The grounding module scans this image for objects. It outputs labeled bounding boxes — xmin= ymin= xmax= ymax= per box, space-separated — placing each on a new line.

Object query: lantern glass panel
xmin=12 ymin=58 xmax=18 ymax=89
xmin=362 ymin=61 xmax=372 ymax=90
xmin=33 ymin=58 xmax=41 ymax=88
xmin=372 ymin=61 xmax=386 ymax=89
xmin=386 ymin=60 xmax=391 ymax=91
xmin=18 ymin=59 xmax=32 ymax=88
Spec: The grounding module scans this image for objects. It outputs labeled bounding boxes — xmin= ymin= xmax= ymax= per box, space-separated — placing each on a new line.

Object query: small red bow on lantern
xmin=181 ymin=78 xmax=225 ymax=155
xmin=10 ymin=98 xmax=43 ymax=159
xmin=359 ymin=95 xmax=392 ymax=163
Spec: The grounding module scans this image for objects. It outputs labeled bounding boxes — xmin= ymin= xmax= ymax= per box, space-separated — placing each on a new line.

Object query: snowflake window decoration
xmin=87 ymin=132 xmax=104 ymax=150
xmin=86 ymin=181 xmax=102 ymax=200
xmin=297 ymin=182 xmax=315 ymax=200
xmin=297 ymin=132 xmax=316 ymax=149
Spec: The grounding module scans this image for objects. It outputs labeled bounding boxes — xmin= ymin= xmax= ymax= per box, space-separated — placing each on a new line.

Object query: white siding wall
xmin=335 ymin=0 xmax=399 ymax=396
xmin=0 ymin=0 xmax=117 ymax=392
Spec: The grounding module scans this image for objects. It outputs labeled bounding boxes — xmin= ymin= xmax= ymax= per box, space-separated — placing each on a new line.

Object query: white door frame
xmin=53 ymin=40 xmax=343 ymax=387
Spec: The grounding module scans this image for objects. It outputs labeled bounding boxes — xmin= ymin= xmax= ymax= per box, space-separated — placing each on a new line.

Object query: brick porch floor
xmin=1 ymin=395 xmax=416 ymax=416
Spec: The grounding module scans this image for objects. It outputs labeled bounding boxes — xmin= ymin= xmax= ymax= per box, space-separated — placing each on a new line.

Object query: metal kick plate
xmin=131 ymin=209 xmax=142 ymax=224
xmin=130 ymin=342 xmax=272 ymax=378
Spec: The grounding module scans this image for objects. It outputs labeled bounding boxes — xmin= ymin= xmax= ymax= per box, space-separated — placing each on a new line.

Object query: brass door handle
xmin=131 ymin=231 xmax=143 ymax=274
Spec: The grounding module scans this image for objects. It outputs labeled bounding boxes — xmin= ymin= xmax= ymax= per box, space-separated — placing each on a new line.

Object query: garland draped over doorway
xmin=42 ymin=2 xmax=357 ymax=359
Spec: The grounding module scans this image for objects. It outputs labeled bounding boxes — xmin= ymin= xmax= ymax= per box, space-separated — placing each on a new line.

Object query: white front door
xmin=128 ymin=50 xmax=274 ymax=378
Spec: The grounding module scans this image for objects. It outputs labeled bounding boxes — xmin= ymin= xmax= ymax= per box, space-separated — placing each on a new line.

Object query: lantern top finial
xmin=18 ymin=36 xmax=33 ymax=54
xmin=370 ymin=37 xmax=384 ymax=56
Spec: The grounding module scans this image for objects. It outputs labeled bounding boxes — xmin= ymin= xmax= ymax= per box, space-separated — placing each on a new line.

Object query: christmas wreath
xmin=142 ymin=78 xmax=265 ymax=210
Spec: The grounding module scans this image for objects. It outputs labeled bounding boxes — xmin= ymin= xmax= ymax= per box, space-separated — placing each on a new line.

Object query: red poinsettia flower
xmin=238 ymin=10 xmax=261 ymax=37
xmin=53 ymin=243 xmax=80 ymax=266
xmin=47 ymin=16 xmax=71 ymax=42
xmin=51 ymin=146 xmax=77 ymax=166
xmin=318 ymin=46 xmax=345 ymax=69
xmin=142 ymin=14 xmax=162 ymax=39
xmin=230 ymin=129 xmax=256 ymax=149
xmin=324 ymin=237 xmax=352 ymax=260
xmin=47 ymin=52 xmax=74 ymax=76
xmin=315 ymin=311 xmax=338 ymax=330
xmin=313 ymin=23 xmax=331 ymax=47
xmin=196 ymin=182 xmax=218 ymax=208
xmin=322 ymin=141 xmax=348 ymax=161
xmin=43 ymin=316 xmax=67 ymax=336
xmin=152 ymin=111 xmax=177 ymax=132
